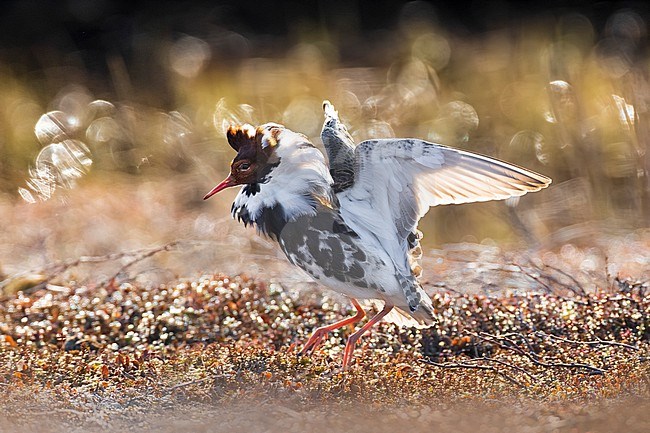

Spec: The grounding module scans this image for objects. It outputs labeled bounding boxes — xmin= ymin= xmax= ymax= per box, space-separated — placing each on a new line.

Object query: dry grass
xmin=0 ymin=266 xmax=648 ymax=432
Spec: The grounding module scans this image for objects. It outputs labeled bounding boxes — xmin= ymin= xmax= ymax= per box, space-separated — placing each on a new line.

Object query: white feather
xmin=338 ymin=138 xmax=552 ymax=276
xmin=232 ymin=126 xmax=333 ymax=221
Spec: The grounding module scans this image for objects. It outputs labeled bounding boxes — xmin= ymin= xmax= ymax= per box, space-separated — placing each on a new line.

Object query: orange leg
xmin=342 ymin=304 xmax=394 ymax=370
xmin=299 ymin=298 xmax=366 ymax=355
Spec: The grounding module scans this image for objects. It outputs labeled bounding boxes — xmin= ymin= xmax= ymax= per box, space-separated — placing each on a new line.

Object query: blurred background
xmin=1 ymin=0 xmax=649 ymax=286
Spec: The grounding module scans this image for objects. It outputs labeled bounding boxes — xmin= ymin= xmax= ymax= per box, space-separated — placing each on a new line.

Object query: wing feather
xmin=338 ymin=138 xmax=551 ymax=274
xmin=320 ymin=101 xmax=356 ymax=193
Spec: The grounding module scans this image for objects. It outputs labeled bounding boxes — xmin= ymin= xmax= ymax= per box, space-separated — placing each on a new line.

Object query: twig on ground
xmin=511 ymin=264 xmax=554 ymax=294
xmin=419 ymin=358 xmax=527 ymax=388
xmin=517 ymin=332 xmax=540 ymax=362
xmin=511 ymin=258 xmax=590 ymax=299
xmin=30 ymin=408 xmax=86 ymax=417
xmin=0 ymin=240 xmax=213 ymax=293
xmin=543 ymin=264 xmax=588 ymax=297
xmin=534 ymin=331 xmax=639 ymax=351
xmin=102 ymin=241 xmax=182 ymax=287
xmin=125 ymin=373 xmax=229 ymax=406
xmin=473 ymin=332 xmax=605 ymax=375
xmin=165 ymin=375 xmax=221 ymax=393
xmin=473 ymin=357 xmax=538 ymax=382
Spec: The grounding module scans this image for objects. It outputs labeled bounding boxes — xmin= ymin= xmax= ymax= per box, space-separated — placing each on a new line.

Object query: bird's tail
xmin=361 ymin=299 xmax=435 ymax=329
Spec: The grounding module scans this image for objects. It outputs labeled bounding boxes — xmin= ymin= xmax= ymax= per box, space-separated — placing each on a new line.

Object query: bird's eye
xmin=238 ymin=162 xmax=251 ymax=171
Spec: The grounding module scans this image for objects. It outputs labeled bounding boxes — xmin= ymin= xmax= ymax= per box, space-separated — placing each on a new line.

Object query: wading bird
xmin=204 ymin=102 xmax=551 ymax=368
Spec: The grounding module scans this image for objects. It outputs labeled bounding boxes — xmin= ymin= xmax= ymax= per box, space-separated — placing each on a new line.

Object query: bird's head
xmin=203 ymin=123 xmax=283 ymax=199
xmin=204 ymin=122 xmax=331 ymax=204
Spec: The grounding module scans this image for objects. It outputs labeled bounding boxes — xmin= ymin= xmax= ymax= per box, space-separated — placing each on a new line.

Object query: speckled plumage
xmin=204 ymin=102 xmax=552 ymax=367
xmin=321 ymin=101 xmax=356 ymax=193
xmin=321 ymin=101 xmax=426 ymax=280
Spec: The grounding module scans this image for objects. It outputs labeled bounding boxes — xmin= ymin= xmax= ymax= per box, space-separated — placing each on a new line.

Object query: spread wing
xmin=337 ymin=138 xmax=552 ymax=273
xmin=320 ymin=101 xmax=356 ymax=193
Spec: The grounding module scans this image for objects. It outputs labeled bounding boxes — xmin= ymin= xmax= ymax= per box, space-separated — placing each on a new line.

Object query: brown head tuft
xmin=222 ymin=124 xmax=283 ymax=186
xmin=226 ymin=124 xmax=282 ymax=159
xmin=205 ymin=124 xmax=284 ymax=198
xmin=226 ymin=124 xmax=256 ymax=151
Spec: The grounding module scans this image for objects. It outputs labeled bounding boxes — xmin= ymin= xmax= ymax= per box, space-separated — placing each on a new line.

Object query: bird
xmin=203 ymin=101 xmax=551 ymax=368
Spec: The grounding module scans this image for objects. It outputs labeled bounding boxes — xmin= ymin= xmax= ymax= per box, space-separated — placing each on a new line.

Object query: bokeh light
xmin=0 ymin=1 xmax=648 ymax=281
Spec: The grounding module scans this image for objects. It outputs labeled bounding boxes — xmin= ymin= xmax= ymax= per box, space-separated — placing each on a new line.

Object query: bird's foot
xmin=298 ymin=327 xmax=329 ymax=356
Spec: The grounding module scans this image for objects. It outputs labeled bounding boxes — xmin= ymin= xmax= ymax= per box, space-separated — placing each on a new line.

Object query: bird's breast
xmin=276 ymin=208 xmax=398 ymax=299
xmin=232 ymin=201 xmax=288 ymax=241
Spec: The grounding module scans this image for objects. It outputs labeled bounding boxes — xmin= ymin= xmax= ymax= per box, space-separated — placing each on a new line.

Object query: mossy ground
xmin=0 ymin=273 xmax=648 ymax=432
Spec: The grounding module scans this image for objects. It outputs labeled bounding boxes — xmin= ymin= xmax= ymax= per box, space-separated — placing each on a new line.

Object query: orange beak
xmin=203 ymin=175 xmax=237 ymax=200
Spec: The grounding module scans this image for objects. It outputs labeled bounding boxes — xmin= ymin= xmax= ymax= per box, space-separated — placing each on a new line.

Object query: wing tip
xmin=322 ymin=100 xmax=338 ymax=119
xmin=516 ymin=171 xmax=553 ymax=192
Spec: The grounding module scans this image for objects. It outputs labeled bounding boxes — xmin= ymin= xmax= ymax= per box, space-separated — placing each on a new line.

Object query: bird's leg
xmin=341 ymin=304 xmax=394 ymax=370
xmin=299 ymin=298 xmax=366 ymax=355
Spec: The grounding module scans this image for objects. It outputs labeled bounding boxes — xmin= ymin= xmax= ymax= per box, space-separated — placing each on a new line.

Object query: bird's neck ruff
xmin=231 ymin=127 xmax=334 ymax=239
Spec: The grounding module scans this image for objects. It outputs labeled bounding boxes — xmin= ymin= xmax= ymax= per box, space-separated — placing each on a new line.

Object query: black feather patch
xmin=233 ymin=203 xmax=288 ymax=241
xmin=257 ymin=158 xmax=281 ymax=183
xmin=255 ymin=204 xmax=288 ymax=240
xmin=242 ymin=183 xmax=261 ymax=196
